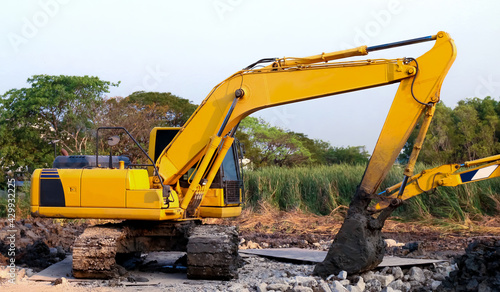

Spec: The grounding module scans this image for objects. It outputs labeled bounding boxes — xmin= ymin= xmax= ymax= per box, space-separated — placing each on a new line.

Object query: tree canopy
xmin=235 ymin=117 xmax=369 ymax=168
xmin=400 ymin=97 xmax=500 ymax=165
xmin=0 ymin=75 xmax=371 ymax=175
xmin=0 ymin=75 xmax=118 ymax=172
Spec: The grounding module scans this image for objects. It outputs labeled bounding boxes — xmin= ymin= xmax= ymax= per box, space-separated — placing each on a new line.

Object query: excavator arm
xmin=374 ymin=154 xmax=500 ymax=211
xmin=156 ymin=32 xmax=456 ymax=212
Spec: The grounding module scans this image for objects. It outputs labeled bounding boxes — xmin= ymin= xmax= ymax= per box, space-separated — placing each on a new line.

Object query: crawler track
xmin=72 ymin=225 xmax=126 ymax=278
xmin=72 ymin=222 xmax=239 ymax=280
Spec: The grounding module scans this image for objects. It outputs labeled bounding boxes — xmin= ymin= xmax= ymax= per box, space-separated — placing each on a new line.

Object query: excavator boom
xmin=375 ymin=155 xmax=500 ymax=211
xmin=157 ymin=32 xmax=456 ymax=202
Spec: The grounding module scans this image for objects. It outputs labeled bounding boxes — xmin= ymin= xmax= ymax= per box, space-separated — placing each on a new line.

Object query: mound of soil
xmin=0 ymin=218 xmax=86 ymax=271
xmin=440 ymin=236 xmax=500 ymax=291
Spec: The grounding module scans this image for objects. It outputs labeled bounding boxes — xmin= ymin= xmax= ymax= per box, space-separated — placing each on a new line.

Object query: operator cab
xmin=149 ymin=127 xmax=244 ymax=205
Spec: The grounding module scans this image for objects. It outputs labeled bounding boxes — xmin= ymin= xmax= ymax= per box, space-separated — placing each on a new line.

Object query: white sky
xmin=1 ymin=0 xmax=500 ymax=153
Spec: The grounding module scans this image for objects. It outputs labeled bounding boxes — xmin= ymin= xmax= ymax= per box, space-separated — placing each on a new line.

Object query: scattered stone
xmin=374 ymin=274 xmax=394 ymax=287
xmin=392 ymin=267 xmax=403 ymax=280
xmin=331 ymin=280 xmax=349 ymax=292
xmin=339 ymin=279 xmax=350 ymax=286
xmin=431 ymin=280 xmax=442 ymax=290
xmin=52 ymin=277 xmax=68 ymax=285
xmin=293 ymin=287 xmax=313 ymax=292
xmin=404 ymin=242 xmax=420 ymax=252
xmin=362 ymin=271 xmax=375 ymax=282
xmin=256 ymin=282 xmax=268 ymax=292
xmin=267 ymin=283 xmax=289 ymax=291
xmin=337 ymin=270 xmax=347 ymax=280
xmin=346 ymin=285 xmax=362 ymax=292
xmin=387 ymin=279 xmax=404 ymax=291
xmin=366 ymin=279 xmax=382 ymax=292
xmin=384 ymin=239 xmax=405 ymax=248
xmin=441 ymin=237 xmax=500 ymax=291
xmin=295 ymin=276 xmax=317 ymax=287
xmin=318 ymin=280 xmax=332 ymax=292
xmin=351 ymin=276 xmax=365 ymax=291
xmin=408 ymin=267 xmax=425 ymax=283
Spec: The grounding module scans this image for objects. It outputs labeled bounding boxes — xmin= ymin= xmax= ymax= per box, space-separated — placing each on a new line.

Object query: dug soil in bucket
xmin=314 ymin=189 xmax=397 ymax=277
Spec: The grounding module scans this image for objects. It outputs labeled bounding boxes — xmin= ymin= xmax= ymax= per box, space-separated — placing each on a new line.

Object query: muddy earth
xmin=0 ymin=212 xmax=499 ymax=291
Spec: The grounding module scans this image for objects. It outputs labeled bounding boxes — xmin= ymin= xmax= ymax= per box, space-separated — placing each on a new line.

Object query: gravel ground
xmin=0 ymin=253 xmax=458 ymax=292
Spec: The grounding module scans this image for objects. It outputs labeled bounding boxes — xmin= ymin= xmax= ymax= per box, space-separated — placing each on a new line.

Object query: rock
xmin=25 ymin=268 xmax=34 ymax=277
xmin=247 ymin=241 xmax=262 ymax=249
xmin=432 ymin=272 xmax=446 ymax=281
xmin=374 ymin=274 xmax=394 ymax=287
xmin=408 ymin=280 xmax=422 ymax=289
xmin=330 ymin=281 xmax=349 ymax=292
xmin=423 ymin=269 xmax=433 ymax=281
xmin=351 ymin=276 xmax=365 ymax=291
xmin=380 ymin=267 xmax=391 ymax=275
xmin=16 ymin=268 xmax=26 ymax=281
xmin=295 ymin=276 xmax=317 ymax=287
xmin=408 ymin=267 xmax=425 ymax=283
xmin=267 ymin=283 xmax=289 ymax=291
xmin=49 ymin=247 xmax=58 ymax=256
xmin=362 ymin=271 xmax=375 ymax=282
xmin=228 ymin=283 xmax=246 ymax=292
xmin=392 ymin=267 xmax=403 ymax=280
xmin=381 ymin=287 xmax=401 ymax=292
xmin=466 ymin=279 xmax=479 ymax=291
xmin=318 ymin=280 xmax=332 ymax=292
xmin=339 ymin=279 xmax=350 ymax=286
xmin=293 ymin=287 xmax=313 ymax=292
xmin=403 ymin=241 xmax=420 ymax=252
xmin=384 ymin=239 xmax=404 ymax=248
xmin=346 ymin=285 xmax=362 ymax=292
xmin=0 ymin=267 xmax=9 ymax=279
xmin=337 ymin=270 xmax=347 ymax=280
xmin=387 ymin=279 xmax=404 ymax=291
xmin=52 ymin=277 xmax=67 ymax=285
xmin=431 ymin=280 xmax=442 ymax=290
xmin=366 ymin=279 xmax=382 ymax=292
xmin=256 ymin=282 xmax=268 ymax=292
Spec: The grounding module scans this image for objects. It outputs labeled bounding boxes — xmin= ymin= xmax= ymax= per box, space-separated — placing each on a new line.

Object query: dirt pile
xmin=0 ymin=218 xmax=86 ymax=270
xmin=440 ymin=236 xmax=500 ymax=291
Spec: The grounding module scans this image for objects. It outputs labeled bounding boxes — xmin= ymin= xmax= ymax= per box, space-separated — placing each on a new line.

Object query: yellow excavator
xmin=30 ymin=31 xmax=459 ymax=279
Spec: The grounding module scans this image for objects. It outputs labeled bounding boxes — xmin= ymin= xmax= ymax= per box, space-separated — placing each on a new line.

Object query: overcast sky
xmin=1 ymin=0 xmax=500 ymax=153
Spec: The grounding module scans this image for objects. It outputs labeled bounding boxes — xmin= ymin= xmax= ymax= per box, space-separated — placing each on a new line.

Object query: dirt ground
xmin=212 ymin=207 xmax=500 ymax=255
xmin=1 ymin=209 xmax=499 ymax=290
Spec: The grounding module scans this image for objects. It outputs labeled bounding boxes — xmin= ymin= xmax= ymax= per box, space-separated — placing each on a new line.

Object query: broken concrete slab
xmin=29 ymin=254 xmax=188 ymax=285
xmin=240 ymin=248 xmax=445 ymax=267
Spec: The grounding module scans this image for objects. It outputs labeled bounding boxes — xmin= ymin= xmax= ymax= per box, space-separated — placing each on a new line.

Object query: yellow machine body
xmin=31 ymin=32 xmax=458 ymax=221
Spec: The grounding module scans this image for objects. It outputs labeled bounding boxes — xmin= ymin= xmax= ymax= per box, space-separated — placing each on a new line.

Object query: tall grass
xmin=244 ymin=164 xmax=500 ymax=221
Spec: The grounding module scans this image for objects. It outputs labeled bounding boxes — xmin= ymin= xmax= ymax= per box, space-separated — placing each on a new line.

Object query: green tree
xmin=401 ymin=97 xmax=500 ymax=165
xmin=324 ymin=146 xmax=370 ymax=165
xmin=236 ymin=117 xmax=313 ymax=167
xmin=94 ymin=92 xmax=199 ymax=163
xmin=0 ymin=75 xmax=118 ymax=172
xmin=127 ymin=91 xmax=197 ymax=127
